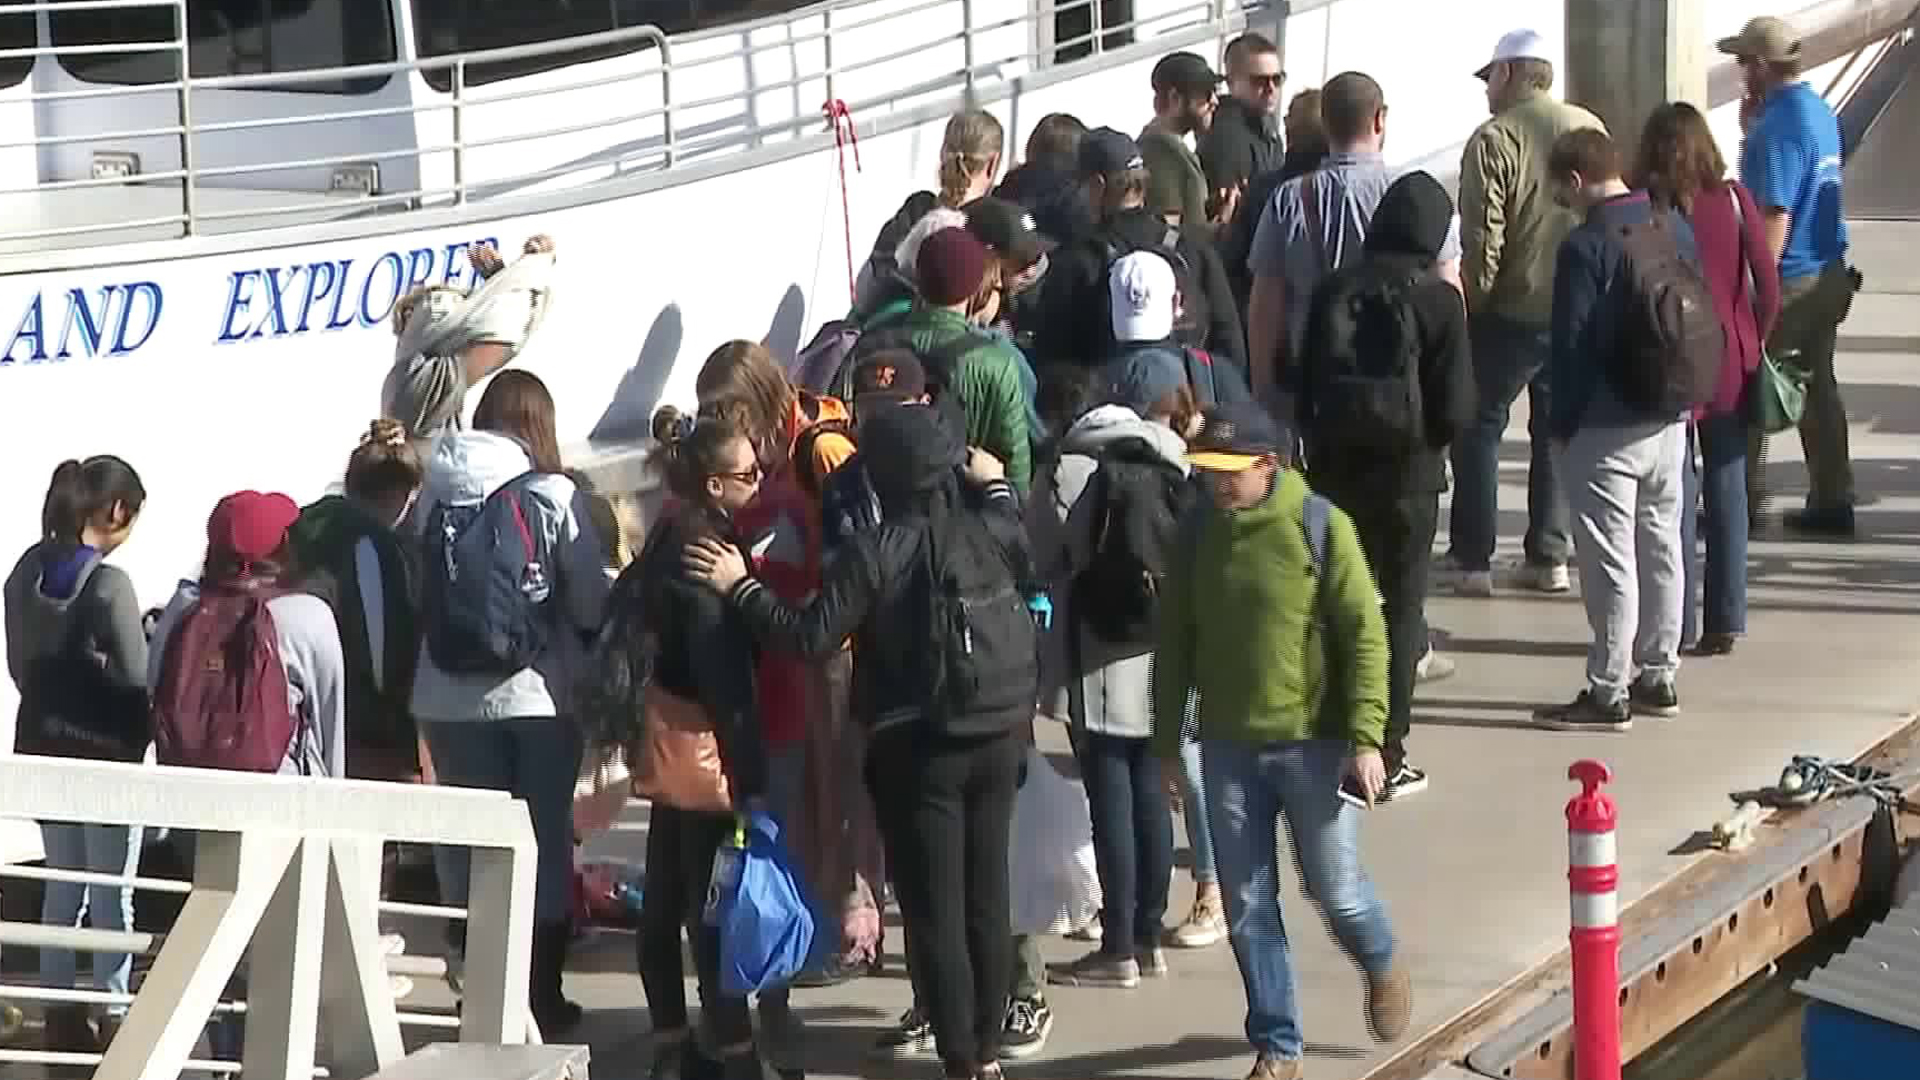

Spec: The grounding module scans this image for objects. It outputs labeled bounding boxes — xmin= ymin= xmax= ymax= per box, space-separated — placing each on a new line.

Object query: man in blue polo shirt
xmin=1721 ymin=16 xmax=1858 ymax=535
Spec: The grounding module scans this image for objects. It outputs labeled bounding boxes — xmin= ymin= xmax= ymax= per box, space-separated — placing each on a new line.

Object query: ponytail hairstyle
xmin=41 ymin=455 xmax=146 ymax=545
xmin=936 ymin=109 xmax=1005 ymax=208
xmin=473 ymin=369 xmax=565 ymax=473
xmin=651 ymin=406 xmax=749 ymax=507
xmin=344 ymin=419 xmax=425 ymax=503
xmin=694 ymin=340 xmax=795 ymax=468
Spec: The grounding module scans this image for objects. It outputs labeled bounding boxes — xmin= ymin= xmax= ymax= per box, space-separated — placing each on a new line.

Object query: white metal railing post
xmin=174 ymin=0 xmax=196 ymax=235
xmin=459 ymin=844 xmax=537 ymax=1044
xmin=659 ymin=32 xmax=676 ymax=168
xmin=452 ymin=58 xmax=467 ymax=205
xmin=1090 ymin=0 xmax=1104 ymax=55
xmin=823 ymin=6 xmax=835 ymax=107
xmin=961 ymin=0 xmax=977 ymax=97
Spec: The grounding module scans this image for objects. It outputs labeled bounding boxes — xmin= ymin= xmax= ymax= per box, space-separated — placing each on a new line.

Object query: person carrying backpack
xmin=6 ymin=457 xmax=151 ymax=1053
xmin=683 ymin=401 xmax=1035 ymax=1080
xmin=1532 ymin=128 xmax=1708 ymax=732
xmin=408 ymin=370 xmax=611 ymax=1036
xmin=1150 ymin=402 xmax=1409 ymax=1080
xmin=1297 ymin=171 xmax=1474 ymax=802
xmin=289 ymin=419 xmax=425 ymax=784
xmin=1028 ymin=128 xmax=1246 ymax=375
xmin=1027 ymin=346 xmax=1195 ymax=992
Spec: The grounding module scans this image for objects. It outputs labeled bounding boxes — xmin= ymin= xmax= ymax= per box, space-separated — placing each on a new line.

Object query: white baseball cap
xmin=1108 ymin=252 xmax=1176 ymax=343
xmin=1476 ymin=29 xmax=1553 ymax=80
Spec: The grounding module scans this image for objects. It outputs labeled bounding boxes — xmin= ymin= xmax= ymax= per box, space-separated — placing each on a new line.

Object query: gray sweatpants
xmin=1557 ymin=420 xmax=1686 ymax=700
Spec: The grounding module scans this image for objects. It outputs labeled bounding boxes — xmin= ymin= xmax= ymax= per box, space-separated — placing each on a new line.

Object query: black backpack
xmin=421 ymin=474 xmax=561 ymax=675
xmin=922 ymin=506 xmax=1038 ymax=734
xmin=289 ymin=496 xmax=419 ymax=754
xmin=1612 ymin=217 xmax=1723 ymax=414
xmin=574 ymin=541 xmax=659 ymax=761
xmin=1071 ymin=441 xmax=1196 ymax=646
xmin=1100 ymin=226 xmax=1209 ymax=350
xmin=1302 ymin=267 xmax=1427 ymax=461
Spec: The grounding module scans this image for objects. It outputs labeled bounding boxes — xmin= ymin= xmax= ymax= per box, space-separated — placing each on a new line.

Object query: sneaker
xmin=977 ymin=1064 xmax=1005 ymax=1080
xmin=870 ymin=1005 xmax=935 ymax=1058
xmin=1456 ymin=569 xmax=1495 ymax=597
xmin=1064 ymin=919 xmax=1103 ymax=942
xmin=1167 ymin=883 xmax=1225 ymax=948
xmin=1532 ymin=690 xmax=1632 ymax=733
xmin=1629 ymin=678 xmax=1680 ymax=719
xmin=1000 ymin=995 xmax=1053 ymax=1060
xmin=1414 ymin=649 xmax=1456 ymax=684
xmin=41 ymin=1004 xmax=95 ymax=1053
xmin=1684 ymin=632 xmax=1737 ymax=657
xmin=1135 ymin=944 xmax=1168 ymax=977
xmin=1247 ymin=1054 xmax=1304 ymax=1080
xmin=1384 ymin=763 xmax=1429 ymax=800
xmin=649 ymin=1034 xmax=711 ymax=1080
xmin=1521 ymin=562 xmax=1572 ymax=593
xmin=1046 ymin=949 xmax=1140 ymax=989
xmin=1365 ymin=966 xmax=1414 ymax=1042
xmin=1784 ymin=506 xmax=1856 ymax=537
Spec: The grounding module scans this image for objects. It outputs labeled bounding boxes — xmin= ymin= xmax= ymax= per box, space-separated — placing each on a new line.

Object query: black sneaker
xmin=1384 ymin=763 xmax=1429 ymax=800
xmin=1532 ymin=690 xmax=1632 ymax=732
xmin=1784 ymin=506 xmax=1856 ymax=537
xmin=1629 ymin=678 xmax=1680 ymax=718
xmin=1000 ymin=995 xmax=1053 ymax=1060
xmin=869 ymin=1005 xmax=934 ymax=1058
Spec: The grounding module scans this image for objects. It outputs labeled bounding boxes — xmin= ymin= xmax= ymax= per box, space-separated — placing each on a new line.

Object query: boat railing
xmin=0 ymin=0 xmax=1239 ymax=250
xmin=0 ymin=755 xmax=539 ymax=1079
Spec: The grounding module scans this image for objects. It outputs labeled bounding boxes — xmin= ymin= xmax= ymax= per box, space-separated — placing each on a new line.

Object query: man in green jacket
xmin=1151 ymin=402 xmax=1409 ymax=1080
xmin=901 ymin=225 xmax=1034 ymax=493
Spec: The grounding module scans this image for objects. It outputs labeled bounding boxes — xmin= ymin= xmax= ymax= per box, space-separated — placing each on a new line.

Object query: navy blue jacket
xmin=1549 ymin=192 xmax=1700 ymax=440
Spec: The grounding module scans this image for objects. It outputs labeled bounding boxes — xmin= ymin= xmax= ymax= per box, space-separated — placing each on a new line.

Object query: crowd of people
xmin=1 ymin=13 xmax=1861 ymax=1080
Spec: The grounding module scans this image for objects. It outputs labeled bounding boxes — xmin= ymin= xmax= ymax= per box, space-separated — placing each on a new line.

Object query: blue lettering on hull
xmin=2 ymin=233 xmax=495 ymax=365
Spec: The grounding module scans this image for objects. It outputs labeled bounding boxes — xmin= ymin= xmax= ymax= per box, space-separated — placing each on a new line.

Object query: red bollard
xmin=1566 ymin=759 xmax=1621 ymax=1080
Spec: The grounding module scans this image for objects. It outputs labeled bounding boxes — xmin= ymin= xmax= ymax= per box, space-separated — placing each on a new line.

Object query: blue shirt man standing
xmin=1721 ymin=15 xmax=1858 ymax=534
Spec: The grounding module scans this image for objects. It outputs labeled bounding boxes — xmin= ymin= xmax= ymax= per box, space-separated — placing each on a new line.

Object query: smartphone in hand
xmin=1338 ymin=774 xmax=1375 ymax=810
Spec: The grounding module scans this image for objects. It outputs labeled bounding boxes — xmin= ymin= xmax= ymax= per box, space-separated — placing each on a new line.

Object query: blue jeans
xmin=1449 ymin=315 xmax=1571 ymax=569
xmin=1681 ymin=412 xmax=1750 ymax=644
xmin=1077 ymin=731 xmax=1173 ymax=949
xmin=1203 ymin=739 xmax=1395 ymax=1061
xmin=426 ymin=718 xmax=583 ymax=924
xmin=39 ymin=822 xmax=143 ymax=1014
xmin=1178 ymin=739 xmax=1215 ymax=885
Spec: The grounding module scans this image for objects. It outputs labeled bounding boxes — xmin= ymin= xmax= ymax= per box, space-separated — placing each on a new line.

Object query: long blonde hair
xmin=937 ymin=109 xmax=1005 ymax=207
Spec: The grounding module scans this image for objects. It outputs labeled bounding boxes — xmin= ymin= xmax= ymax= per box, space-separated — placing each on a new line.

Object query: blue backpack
xmin=423 ymin=473 xmax=561 ymax=675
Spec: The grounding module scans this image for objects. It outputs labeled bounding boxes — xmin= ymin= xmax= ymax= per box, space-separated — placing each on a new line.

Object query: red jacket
xmin=1688 ymin=181 xmax=1782 ymax=417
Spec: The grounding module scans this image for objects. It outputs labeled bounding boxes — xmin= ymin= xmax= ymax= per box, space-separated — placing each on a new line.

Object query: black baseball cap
xmin=1187 ymin=401 xmax=1290 ymax=472
xmin=1152 ymin=51 xmax=1224 ymax=95
xmin=963 ymin=196 xmax=1057 ymax=268
xmin=1077 ymin=126 xmax=1145 ymax=177
xmin=850 ymin=348 xmax=928 ymax=404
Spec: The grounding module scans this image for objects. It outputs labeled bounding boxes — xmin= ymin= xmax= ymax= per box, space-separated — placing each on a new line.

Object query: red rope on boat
xmin=824 ymin=98 xmax=863 ymax=305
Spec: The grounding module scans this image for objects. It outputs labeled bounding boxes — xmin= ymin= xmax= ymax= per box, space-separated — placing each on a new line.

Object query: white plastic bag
xmin=573 ymin=746 xmax=632 ymax=839
xmin=1008 ymin=746 xmax=1102 ymax=936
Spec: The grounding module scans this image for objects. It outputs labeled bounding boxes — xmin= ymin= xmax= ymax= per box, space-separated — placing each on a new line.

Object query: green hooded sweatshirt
xmin=1150 ymin=468 xmax=1388 ymax=757
xmin=897 ymin=306 xmax=1033 ymax=494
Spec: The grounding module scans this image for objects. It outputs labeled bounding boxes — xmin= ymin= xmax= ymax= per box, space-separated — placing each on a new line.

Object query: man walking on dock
xmin=1152 ymin=402 xmax=1412 ymax=1080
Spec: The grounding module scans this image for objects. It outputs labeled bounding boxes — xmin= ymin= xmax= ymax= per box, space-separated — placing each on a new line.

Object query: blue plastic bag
xmin=709 ymin=811 xmax=817 ymax=995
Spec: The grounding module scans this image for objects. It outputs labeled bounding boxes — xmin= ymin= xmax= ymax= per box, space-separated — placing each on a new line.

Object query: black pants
xmin=866 ymin=725 xmax=1021 ymax=1077
xmin=637 ymin=804 xmax=753 ymax=1048
xmin=1323 ymin=487 xmax=1439 ymax=772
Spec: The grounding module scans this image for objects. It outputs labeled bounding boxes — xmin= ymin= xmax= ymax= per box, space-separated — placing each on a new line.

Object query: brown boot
xmin=1247 ymin=1054 xmax=1303 ymax=1079
xmin=1365 ymin=966 xmax=1413 ymax=1042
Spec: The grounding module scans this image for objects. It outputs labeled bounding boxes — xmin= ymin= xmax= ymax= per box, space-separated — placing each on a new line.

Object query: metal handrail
xmin=0 ymin=0 xmax=1197 ymax=249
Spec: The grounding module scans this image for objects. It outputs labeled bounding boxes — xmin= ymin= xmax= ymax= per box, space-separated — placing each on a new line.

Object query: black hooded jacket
xmin=724 ymin=403 xmax=1034 ymax=738
xmin=995 ymin=162 xmax=1098 ymax=248
xmin=1026 ymin=206 xmax=1246 ymax=372
xmin=1298 ymin=171 xmax=1474 ymax=497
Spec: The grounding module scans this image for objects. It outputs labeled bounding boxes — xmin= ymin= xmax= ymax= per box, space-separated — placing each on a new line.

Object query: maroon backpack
xmin=152 ymin=581 xmax=299 ymax=773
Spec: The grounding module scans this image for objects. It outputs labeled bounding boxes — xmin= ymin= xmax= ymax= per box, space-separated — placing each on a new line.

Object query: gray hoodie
xmin=407 ymin=430 xmax=610 ymax=724
xmin=5 ymin=543 xmax=149 ymax=758
xmin=1026 ymin=405 xmax=1189 ymax=739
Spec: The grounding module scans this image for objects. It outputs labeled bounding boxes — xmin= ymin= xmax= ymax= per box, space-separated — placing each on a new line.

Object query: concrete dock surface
xmin=493 ymin=218 xmax=1920 ymax=1080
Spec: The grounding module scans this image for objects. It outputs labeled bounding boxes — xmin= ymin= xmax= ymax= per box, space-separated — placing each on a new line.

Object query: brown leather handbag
xmin=629 ymin=686 xmax=733 ymax=812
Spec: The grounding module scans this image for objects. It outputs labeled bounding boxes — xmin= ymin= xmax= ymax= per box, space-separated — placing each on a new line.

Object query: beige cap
xmin=1716 ymin=16 xmax=1801 ymax=63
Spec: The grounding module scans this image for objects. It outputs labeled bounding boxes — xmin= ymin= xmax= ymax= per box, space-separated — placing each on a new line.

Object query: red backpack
xmin=152 ymin=582 xmax=299 ymax=773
